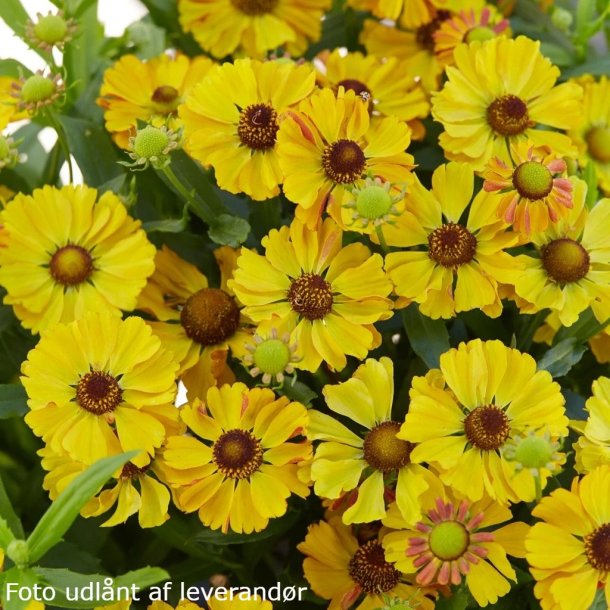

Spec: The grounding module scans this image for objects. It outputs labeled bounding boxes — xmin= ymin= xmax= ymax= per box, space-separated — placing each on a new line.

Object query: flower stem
xmin=375 ymin=225 xmax=389 ymax=254
xmin=44 ymin=109 xmax=73 ymax=183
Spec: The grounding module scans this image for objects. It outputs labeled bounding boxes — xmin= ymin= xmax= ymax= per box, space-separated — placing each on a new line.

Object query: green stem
xmin=44 ymin=110 xmax=73 ymax=183
xmin=505 ymin=137 xmax=516 ymax=166
xmin=534 ymin=473 xmax=542 ymax=503
xmin=159 ymin=164 xmax=215 ymax=226
xmin=375 ymin=224 xmax=389 ymax=254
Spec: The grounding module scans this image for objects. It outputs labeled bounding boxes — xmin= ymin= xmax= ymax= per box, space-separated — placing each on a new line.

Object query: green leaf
xmin=58 ymin=116 xmax=123 ymax=187
xmin=0 ymin=0 xmax=29 ymax=37
xmin=32 ymin=568 xmax=111 ymax=609
xmin=208 ymin=214 xmax=251 ymax=247
xmin=113 ymin=567 xmax=169 ymax=591
xmin=0 ymin=384 xmax=27 ymax=419
xmin=26 ymin=452 xmax=137 ymax=562
xmin=64 ymin=0 xmax=97 ymax=17
xmin=0 ymin=474 xmax=24 ymax=538
xmin=143 ymin=206 xmax=189 ymax=233
xmin=554 ymin=308 xmax=610 ymax=344
xmin=278 ymin=380 xmax=318 ymax=406
xmin=0 ymin=59 xmax=31 ymax=78
xmin=190 ymin=509 xmax=300 ymax=546
xmin=583 ymin=161 xmax=599 ymax=208
xmin=434 ymin=586 xmax=471 ymax=610
xmin=0 ymin=516 xmax=16 ymax=550
xmin=563 ymin=389 xmax=587 ymax=420
xmin=401 ymin=304 xmax=450 ymax=369
xmin=126 ymin=19 xmax=167 ymax=59
xmin=537 ymin=338 xmax=586 ymax=377
xmin=1 ymin=567 xmax=39 ymax=610
xmin=562 ymin=56 xmax=610 ymax=78
xmin=540 ymin=42 xmax=574 ymax=67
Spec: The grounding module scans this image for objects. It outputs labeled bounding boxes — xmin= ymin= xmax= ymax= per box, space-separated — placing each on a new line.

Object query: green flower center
xmin=512 ymin=161 xmax=554 ymax=200
xmin=541 ymin=238 xmax=590 ymax=284
xmin=586 ymin=126 xmax=610 ymax=164
xmin=180 ymin=287 xmax=241 ymax=346
xmin=363 ymin=421 xmax=414 ymax=473
xmin=429 ymin=521 xmax=470 ymax=561
xmin=49 ymin=244 xmax=93 ymax=286
xmin=465 ymin=26 xmax=496 ymax=43
xmin=33 ymin=14 xmax=68 ymax=44
xmin=585 ymin=524 xmax=610 ymax=572
xmin=253 ymin=338 xmax=291 ymax=376
xmin=133 ymin=126 xmax=170 ymax=159
xmin=486 ymin=94 xmax=530 ymax=136
xmin=213 ymin=429 xmax=264 ymax=479
xmin=230 ymin=0 xmax=279 ymax=15
xmin=356 ymin=185 xmax=393 ymax=219
xmin=514 ymin=436 xmax=555 ymax=469
xmin=20 ymin=74 xmax=57 ymax=104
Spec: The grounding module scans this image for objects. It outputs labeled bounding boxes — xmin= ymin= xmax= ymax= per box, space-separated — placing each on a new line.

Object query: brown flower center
xmin=348 ymin=540 xmax=401 ymax=594
xmin=486 ymin=94 xmax=531 ymax=136
xmin=337 ymin=79 xmax=371 ymax=98
xmin=237 ymin=103 xmax=279 ymax=151
xmin=121 ymin=462 xmax=149 ymax=479
xmin=586 ymin=126 xmax=610 ymax=164
xmin=363 ymin=421 xmax=414 ymax=473
xmin=428 ymin=223 xmax=476 ymax=267
xmin=213 ymin=429 xmax=264 ymax=479
xmin=76 ymin=371 xmax=123 ymax=415
xmin=541 ymin=238 xmax=590 ymax=284
xmin=585 ymin=523 xmax=610 ymax=572
xmin=322 ymin=139 xmax=367 ymax=184
xmin=230 ymin=0 xmax=278 ymax=14
xmin=151 ymin=85 xmax=180 ymax=114
xmin=464 ymin=405 xmax=510 ymax=451
xmin=180 ymin=287 xmax=240 ymax=346
xmin=287 ymin=273 xmax=333 ymax=320
xmin=49 ymin=244 xmax=93 ymax=286
xmin=512 ymin=161 xmax=553 ymax=200
xmin=416 ymin=10 xmax=451 ymax=51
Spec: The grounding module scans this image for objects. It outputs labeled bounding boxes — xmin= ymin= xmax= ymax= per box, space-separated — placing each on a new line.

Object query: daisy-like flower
xmin=177 ymin=0 xmax=330 ymax=59
xmin=432 ymin=36 xmax=582 ymax=171
xmin=228 ymin=217 xmax=393 ymax=372
xmin=400 ymin=339 xmax=568 ymax=503
xmin=512 ymin=187 xmax=610 ymax=327
xmin=574 ymin=377 xmax=610 ymax=474
xmin=97 ymin=52 xmax=214 ymax=149
xmin=0 ymin=76 xmax=26 ymax=129
xmin=137 ymin=245 xmax=251 ymax=401
xmin=22 ymin=312 xmax=179 ymax=468
xmin=163 ymin=383 xmax=311 ymax=534
xmin=433 ymin=5 xmax=510 ymax=66
xmin=349 ymin=0 xmax=452 ymax=29
xmin=526 ymin=466 xmax=610 ymax=610
xmin=309 ymin=358 xmax=437 ymax=525
xmin=0 ymin=185 xmax=156 ymax=334
xmin=39 ymin=446 xmax=173 ymax=528
xmin=567 ymin=75 xmax=610 ymax=195
xmin=383 ymin=483 xmax=529 ymax=606
xmin=314 ymin=49 xmax=429 ymax=134
xmin=384 ymin=162 xmax=520 ymax=319
xmin=298 ymin=517 xmax=434 ymax=610
xmin=483 ymin=141 xmax=573 ymax=234
xmin=359 ymin=16 xmax=449 ymax=93
xmin=180 ymin=58 xmax=315 ymax=201
xmin=277 ymin=87 xmax=414 ymax=227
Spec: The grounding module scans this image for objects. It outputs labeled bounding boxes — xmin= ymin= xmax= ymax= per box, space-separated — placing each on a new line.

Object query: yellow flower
xmin=482 ymin=141 xmax=573 ymax=234
xmin=359 ymin=18 xmax=446 ymax=93
xmin=39 ymin=446 xmax=172 ymax=528
xmin=163 ymin=384 xmax=311 ymax=533
xmin=0 ymin=185 xmax=155 ymax=334
xmin=178 ymin=0 xmax=330 ymax=58
xmin=432 ymin=36 xmax=582 ymax=171
xmin=567 ymin=75 xmax=610 ymax=195
xmin=347 ymin=0 xmax=442 ymax=28
xmin=309 ymin=357 xmax=437 ymax=524
xmin=433 ymin=5 xmax=510 ymax=66
xmin=512 ymin=188 xmax=610 ymax=327
xmin=383 ymin=481 xmax=529 ymax=606
xmin=98 ymin=53 xmax=214 ymax=149
xmin=149 ymin=599 xmax=271 ymax=610
xmin=180 ymin=58 xmax=315 ymax=201
xmin=574 ymin=377 xmax=610 ymax=474
xmin=385 ymin=162 xmax=520 ymax=319
xmin=298 ymin=517 xmax=434 ymax=610
xmin=314 ymin=49 xmax=429 ymax=132
xmin=276 ymin=87 xmax=414 ymax=227
xmin=228 ymin=217 xmax=393 ymax=372
xmin=137 ymin=245 xmax=251 ymax=400
xmin=22 ymin=312 xmax=179 ymax=467
xmin=526 ymin=466 xmax=610 ymax=610
xmin=400 ymin=339 xmax=568 ymax=503
xmin=0 ymin=76 xmax=27 ymax=129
